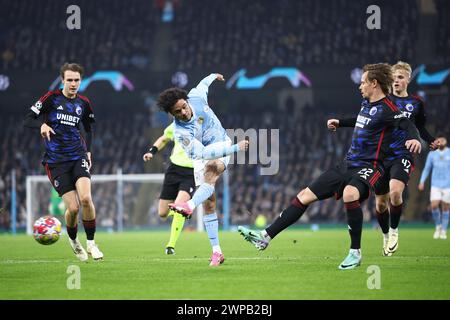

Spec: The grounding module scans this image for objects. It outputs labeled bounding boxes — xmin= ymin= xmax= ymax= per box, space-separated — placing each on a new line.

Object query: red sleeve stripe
xmin=373 ymin=127 xmax=386 ymax=168
xmin=384 ymin=98 xmax=399 ymax=112
xmin=411 ymin=94 xmax=423 ymax=103
xmin=40 ymin=90 xmax=59 ymax=102
xmin=78 ymin=94 xmax=92 ymax=105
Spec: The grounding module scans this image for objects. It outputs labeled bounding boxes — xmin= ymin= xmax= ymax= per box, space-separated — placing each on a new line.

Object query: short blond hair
xmin=392 ymin=61 xmax=412 ymax=77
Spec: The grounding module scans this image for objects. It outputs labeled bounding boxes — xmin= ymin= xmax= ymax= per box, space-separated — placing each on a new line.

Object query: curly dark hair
xmin=157 ymin=88 xmax=188 ymax=113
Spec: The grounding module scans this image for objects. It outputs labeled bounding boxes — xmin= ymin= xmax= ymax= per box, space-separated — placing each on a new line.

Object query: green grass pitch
xmin=1 ymin=228 xmax=449 ymax=299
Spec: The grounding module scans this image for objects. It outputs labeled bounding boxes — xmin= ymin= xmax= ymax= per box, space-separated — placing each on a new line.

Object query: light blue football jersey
xmin=420 ymin=148 xmax=450 ymax=189
xmin=174 ymin=74 xmax=229 ymax=159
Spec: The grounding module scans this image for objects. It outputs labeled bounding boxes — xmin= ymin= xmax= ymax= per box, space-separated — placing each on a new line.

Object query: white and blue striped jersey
xmin=174 ymin=74 xmax=230 ymax=160
xmin=419 ymin=148 xmax=450 ymax=189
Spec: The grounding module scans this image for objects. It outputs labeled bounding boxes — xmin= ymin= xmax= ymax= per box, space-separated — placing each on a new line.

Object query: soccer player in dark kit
xmin=373 ymin=62 xmax=438 ymax=255
xmin=24 ymin=63 xmax=103 ymax=262
xmin=329 ymin=62 xmax=439 ymax=256
xmin=238 ymin=63 xmax=421 ymax=270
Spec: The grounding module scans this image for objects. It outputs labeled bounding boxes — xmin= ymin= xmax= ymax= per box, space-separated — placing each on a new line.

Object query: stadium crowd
xmin=4 ymin=0 xmax=450 ymax=71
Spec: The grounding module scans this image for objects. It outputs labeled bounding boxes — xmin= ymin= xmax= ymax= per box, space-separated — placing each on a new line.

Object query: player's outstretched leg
xmin=168 ymin=202 xmax=194 ymax=218
xmin=238 ymin=193 xmax=311 ymax=251
xmin=169 ymin=183 xmax=215 ymax=219
xmin=237 ymin=226 xmax=270 ymax=251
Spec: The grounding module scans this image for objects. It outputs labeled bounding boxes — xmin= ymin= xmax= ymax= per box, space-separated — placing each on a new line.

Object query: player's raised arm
xmin=189 ymin=73 xmax=225 ymax=103
xmin=419 ymin=152 xmax=434 ymax=190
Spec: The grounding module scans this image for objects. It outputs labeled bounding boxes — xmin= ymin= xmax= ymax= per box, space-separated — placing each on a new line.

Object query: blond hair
xmin=392 ymin=61 xmax=412 ymax=77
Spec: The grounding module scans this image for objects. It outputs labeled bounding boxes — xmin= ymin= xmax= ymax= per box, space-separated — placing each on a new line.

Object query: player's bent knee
xmin=79 ymin=195 xmax=93 ymax=207
xmin=203 ymin=199 xmax=216 ymax=213
xmin=375 ymin=195 xmax=389 ymax=212
xmin=158 ymin=210 xmax=169 ymax=218
xmin=205 ymin=162 xmax=220 ymax=174
xmin=343 ymin=186 xmax=360 ymax=203
xmin=389 ymin=188 xmax=403 ymax=204
xmin=376 ymin=202 xmax=388 ymax=213
xmin=298 ymin=188 xmax=317 ymax=205
xmin=67 ymin=204 xmax=80 ymax=214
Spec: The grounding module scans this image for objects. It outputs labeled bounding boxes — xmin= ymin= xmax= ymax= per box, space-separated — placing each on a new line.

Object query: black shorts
xmin=308 ymin=161 xmax=383 ymax=203
xmin=160 ymin=162 xmax=195 ymax=200
xmin=44 ymin=158 xmax=91 ymax=197
xmin=374 ymin=157 xmax=414 ymax=195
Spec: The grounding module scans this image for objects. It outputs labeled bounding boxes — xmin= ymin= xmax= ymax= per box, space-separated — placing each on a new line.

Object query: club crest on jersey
xmin=405 ymin=103 xmax=414 ymax=112
xmin=181 ymin=136 xmax=191 ymax=147
xmin=198 ymin=117 xmax=204 ymax=125
xmin=369 ymin=107 xmax=377 ymax=116
xmin=75 ymin=106 xmax=82 ymax=115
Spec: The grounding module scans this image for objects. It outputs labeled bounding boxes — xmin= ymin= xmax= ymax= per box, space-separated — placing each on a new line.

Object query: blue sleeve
xmin=188 ymin=73 xmax=217 ymax=104
xmin=419 ymin=153 xmax=433 ymax=184
xmin=175 ymin=132 xmax=239 ymax=160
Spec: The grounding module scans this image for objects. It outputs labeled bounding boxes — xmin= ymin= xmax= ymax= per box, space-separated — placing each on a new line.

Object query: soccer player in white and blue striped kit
xmin=157 ymin=73 xmax=249 ymax=266
xmin=419 ymin=137 xmax=450 ymax=239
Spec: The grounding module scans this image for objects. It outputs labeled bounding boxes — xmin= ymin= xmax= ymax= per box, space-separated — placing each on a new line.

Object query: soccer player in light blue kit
xmin=419 ymin=137 xmax=450 ymax=239
xmin=157 ymin=73 xmax=249 ymax=266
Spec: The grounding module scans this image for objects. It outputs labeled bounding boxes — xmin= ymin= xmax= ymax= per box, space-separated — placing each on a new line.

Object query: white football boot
xmin=440 ymin=230 xmax=447 ymax=240
xmin=387 ymin=228 xmax=398 ymax=255
xmin=433 ymin=225 xmax=441 ymax=239
xmin=382 ymin=233 xmax=391 ymax=256
xmin=87 ymin=240 xmax=104 ymax=260
xmin=69 ymin=238 xmax=88 ymax=262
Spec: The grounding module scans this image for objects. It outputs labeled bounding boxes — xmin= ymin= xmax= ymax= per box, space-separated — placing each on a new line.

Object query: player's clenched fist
xmin=143 ymin=153 xmax=154 ymax=161
xmin=327 ymin=119 xmax=340 ymax=131
xmin=238 ymin=140 xmax=249 ymax=151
